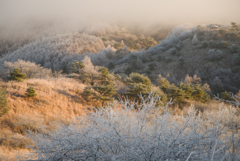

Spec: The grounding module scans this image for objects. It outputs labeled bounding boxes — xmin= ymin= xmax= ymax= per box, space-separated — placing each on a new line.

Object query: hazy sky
xmin=1 ymin=0 xmax=240 ymax=28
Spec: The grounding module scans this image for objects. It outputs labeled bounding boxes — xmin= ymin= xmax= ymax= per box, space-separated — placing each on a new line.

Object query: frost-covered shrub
xmin=175 ymin=40 xmax=183 ymax=50
xmin=1 ymin=60 xmax=52 ymax=79
xmin=207 ymin=49 xmax=224 ymax=61
xmin=27 ymin=94 xmax=240 ymax=161
xmin=192 ymin=34 xmax=198 ymax=45
xmin=147 ymin=25 xmax=195 ymax=54
xmin=0 ymin=33 xmax=116 ymax=70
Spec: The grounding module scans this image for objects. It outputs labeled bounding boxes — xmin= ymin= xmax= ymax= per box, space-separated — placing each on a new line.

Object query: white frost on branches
xmin=192 ymin=34 xmax=198 ymax=45
xmin=0 ymin=33 xmax=116 ymax=70
xmin=27 ymin=93 xmax=240 ymax=161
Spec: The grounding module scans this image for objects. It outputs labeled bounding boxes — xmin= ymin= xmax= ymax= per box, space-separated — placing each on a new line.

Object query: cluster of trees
xmin=0 ymin=33 xmax=115 ymax=71
xmin=158 ymin=74 xmax=210 ymax=104
xmin=76 ymin=58 xmax=211 ymax=106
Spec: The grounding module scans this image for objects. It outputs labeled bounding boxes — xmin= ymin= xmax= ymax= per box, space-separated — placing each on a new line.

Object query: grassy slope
xmin=0 ymin=78 xmax=87 ymax=160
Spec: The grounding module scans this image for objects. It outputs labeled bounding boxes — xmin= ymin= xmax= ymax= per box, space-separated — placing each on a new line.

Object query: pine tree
xmin=93 ymin=85 xmax=116 ymax=106
xmin=8 ymin=67 xmax=27 ymax=82
xmin=179 ymin=82 xmax=195 ymax=100
xmin=25 ymin=86 xmax=37 ymax=97
xmin=0 ymin=88 xmax=8 ymax=117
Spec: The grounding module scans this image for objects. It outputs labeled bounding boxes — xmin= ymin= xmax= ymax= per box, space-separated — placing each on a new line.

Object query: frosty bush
xmin=191 ymin=34 xmax=198 ymax=45
xmin=0 ymin=33 xmax=115 ymax=70
xmin=27 ymin=93 xmax=240 ymax=160
xmin=1 ymin=60 xmax=52 ymax=79
xmin=207 ymin=49 xmax=224 ymax=61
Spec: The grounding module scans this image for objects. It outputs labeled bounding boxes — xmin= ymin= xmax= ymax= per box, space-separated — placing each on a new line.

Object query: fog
xmin=1 ymin=0 xmax=240 ymax=31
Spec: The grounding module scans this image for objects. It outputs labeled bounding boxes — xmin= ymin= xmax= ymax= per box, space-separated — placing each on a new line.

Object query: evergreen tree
xmin=25 ymin=86 xmax=37 ymax=97
xmin=179 ymin=82 xmax=195 ymax=100
xmin=8 ymin=67 xmax=27 ymax=82
xmin=93 ymin=85 xmax=116 ymax=106
xmin=0 ymin=88 xmax=8 ymax=117
xmin=125 ymin=73 xmax=151 ymax=86
xmin=166 ymin=84 xmax=186 ymax=103
xmin=82 ymin=86 xmax=96 ymax=101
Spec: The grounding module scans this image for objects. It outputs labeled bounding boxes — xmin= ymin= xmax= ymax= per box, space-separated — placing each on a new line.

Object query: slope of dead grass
xmin=0 ymin=77 xmax=87 ymax=160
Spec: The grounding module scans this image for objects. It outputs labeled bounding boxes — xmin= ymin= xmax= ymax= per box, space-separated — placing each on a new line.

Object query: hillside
xmin=0 ymin=22 xmax=240 ymax=160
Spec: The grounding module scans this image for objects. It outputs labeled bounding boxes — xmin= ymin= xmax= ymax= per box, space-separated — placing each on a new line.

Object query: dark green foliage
xmin=170 ymin=48 xmax=178 ymax=55
xmin=230 ymin=44 xmax=239 ymax=53
xmin=125 ymin=73 xmax=166 ymax=103
xmin=220 ymin=91 xmax=234 ymax=102
xmin=159 ymin=76 xmax=210 ymax=103
xmin=178 ymin=58 xmax=184 ymax=68
xmin=211 ymin=77 xmax=224 ymax=95
xmin=209 ymin=40 xmax=217 ymax=48
xmin=232 ymin=53 xmax=240 ymax=66
xmin=179 ymin=82 xmax=194 ymax=100
xmin=82 ymin=67 xmax=116 ymax=106
xmin=98 ymin=67 xmax=113 ymax=85
xmin=218 ymin=29 xmax=226 ymax=36
xmin=93 ymin=85 xmax=116 ymax=105
xmin=62 ymin=62 xmax=68 ymax=74
xmin=8 ymin=67 xmax=27 ymax=82
xmin=108 ymin=62 xmax=115 ymax=70
xmin=101 ymin=38 xmax=108 ymax=41
xmin=0 ymin=88 xmax=8 ymax=117
xmin=192 ymin=85 xmax=210 ymax=103
xmin=223 ymin=33 xmax=229 ymax=39
xmin=157 ymin=55 xmax=163 ymax=61
xmin=125 ymin=73 xmax=151 ymax=86
xmin=217 ymin=41 xmax=228 ymax=49
xmin=231 ymin=22 xmax=238 ymax=30
xmin=231 ymin=66 xmax=240 ymax=73
xmin=71 ymin=61 xmax=85 ymax=73
xmin=201 ymin=41 xmax=208 ymax=49
xmin=114 ymin=42 xmax=122 ymax=49
xmin=148 ymin=63 xmax=156 ymax=71
xmin=165 ymin=84 xmax=186 ymax=103
xmin=124 ymin=67 xmax=133 ymax=75
xmin=229 ymin=32 xmax=237 ymax=40
xmin=126 ymin=83 xmax=151 ymax=99
xmin=82 ymin=86 xmax=95 ymax=100
xmin=146 ymin=70 xmax=151 ymax=75
xmin=25 ymin=86 xmax=37 ymax=97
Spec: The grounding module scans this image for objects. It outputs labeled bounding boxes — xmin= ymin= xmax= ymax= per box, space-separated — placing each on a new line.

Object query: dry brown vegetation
xmin=0 ymin=77 xmax=89 ymax=160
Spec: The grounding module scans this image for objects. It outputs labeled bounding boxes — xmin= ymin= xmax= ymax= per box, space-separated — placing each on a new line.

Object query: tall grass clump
xmin=27 ymin=93 xmax=240 ymax=161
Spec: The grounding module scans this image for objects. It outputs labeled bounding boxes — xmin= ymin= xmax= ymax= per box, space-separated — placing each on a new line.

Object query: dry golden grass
xmin=0 ymin=77 xmax=88 ymax=160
